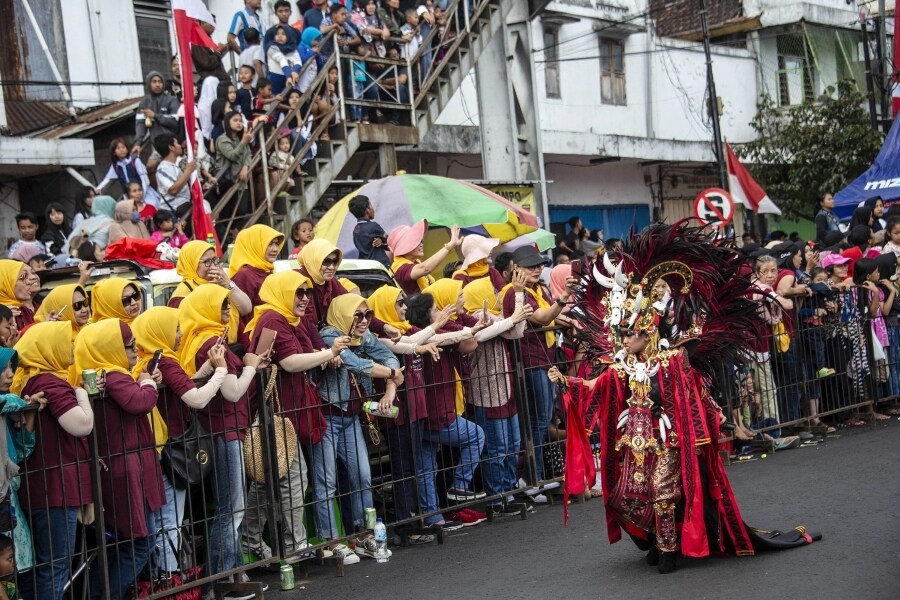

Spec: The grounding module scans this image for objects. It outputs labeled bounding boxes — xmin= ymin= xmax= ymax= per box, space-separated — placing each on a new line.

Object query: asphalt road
xmin=262 ymin=418 xmax=900 ymax=600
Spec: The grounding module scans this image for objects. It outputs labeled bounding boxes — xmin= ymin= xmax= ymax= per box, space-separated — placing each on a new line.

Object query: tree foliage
xmin=737 ymin=80 xmax=884 ymax=219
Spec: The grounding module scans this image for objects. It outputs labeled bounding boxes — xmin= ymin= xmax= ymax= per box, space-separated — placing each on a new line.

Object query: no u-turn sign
xmin=693 ymin=188 xmax=734 ymax=228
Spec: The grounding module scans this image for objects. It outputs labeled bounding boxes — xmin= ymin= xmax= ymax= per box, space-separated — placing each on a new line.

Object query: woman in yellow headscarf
xmin=76 ymin=318 xmax=164 ymax=598
xmin=296 ymin=238 xmax=344 ymax=327
xmin=387 ymin=221 xmax=462 ymax=297
xmin=178 ymin=284 xmax=267 ymax=581
xmin=168 ymin=240 xmax=252 ymax=344
xmin=453 ymin=235 xmax=505 ymax=291
xmin=90 ymin=277 xmax=143 ymax=323
xmin=242 ymin=270 xmax=351 ymax=561
xmin=0 ymin=259 xmax=38 ymax=329
xmin=315 ymin=294 xmax=401 ymax=551
xmin=12 ymin=321 xmax=94 ymax=599
xmin=35 ymin=283 xmax=92 ymax=383
xmin=460 ymin=274 xmax=532 ymax=515
xmin=228 ymin=224 xmax=284 ymax=303
xmin=131 ymin=307 xmax=227 ymax=573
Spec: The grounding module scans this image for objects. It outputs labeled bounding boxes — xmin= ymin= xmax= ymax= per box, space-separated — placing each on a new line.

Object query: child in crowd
xmin=235 ymin=65 xmax=257 ymax=117
xmin=0 ymin=534 xmax=16 ymax=600
xmin=349 ymin=45 xmax=376 ymax=123
xmin=0 ymin=305 xmax=16 ymax=348
xmin=150 ymin=210 xmax=189 ymax=249
xmin=266 ymin=25 xmax=303 ymax=95
xmin=268 ymin=131 xmax=299 ymax=194
xmin=8 ymin=214 xmax=45 ymax=257
xmin=854 ymin=258 xmax=894 ymax=421
xmin=289 ymin=218 xmax=314 ymax=259
xmin=238 ymin=27 xmax=265 ymax=84
xmin=800 ymin=267 xmax=836 ymax=378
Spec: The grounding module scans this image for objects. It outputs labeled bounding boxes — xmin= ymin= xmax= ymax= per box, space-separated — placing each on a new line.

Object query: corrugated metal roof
xmin=41 ymin=96 xmax=142 ymax=139
xmin=4 ymin=100 xmax=72 ymax=136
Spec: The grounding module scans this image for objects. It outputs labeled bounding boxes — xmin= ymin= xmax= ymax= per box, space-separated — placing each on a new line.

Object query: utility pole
xmin=879 ymin=0 xmax=889 ymax=130
xmin=861 ymin=15 xmax=879 ymax=131
xmin=698 ymin=0 xmax=727 ymax=189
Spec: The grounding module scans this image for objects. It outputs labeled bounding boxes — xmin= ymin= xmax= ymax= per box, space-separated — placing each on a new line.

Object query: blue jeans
xmin=384 ymin=420 xmax=427 ymax=522
xmin=311 ymin=414 xmax=372 ymax=539
xmin=20 ymin=507 xmax=78 ymax=600
xmin=147 ymin=473 xmax=186 ymax=575
xmin=205 ymin=437 xmax=245 ymax=586
xmin=773 ymin=346 xmax=801 ymax=423
xmin=474 ymin=408 xmax=521 ymax=506
xmin=420 ymin=417 xmax=484 ymax=520
xmin=91 ymin=526 xmax=151 ymax=600
xmin=348 ymin=74 xmax=378 ymax=121
xmin=524 ymin=367 xmax=555 ymax=480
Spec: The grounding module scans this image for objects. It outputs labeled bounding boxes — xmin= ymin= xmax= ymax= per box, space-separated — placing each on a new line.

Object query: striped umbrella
xmin=316 ymin=174 xmax=541 ymax=257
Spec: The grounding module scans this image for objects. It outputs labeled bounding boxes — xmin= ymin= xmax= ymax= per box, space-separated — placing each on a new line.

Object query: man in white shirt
xmin=153 ymin=134 xmax=195 ymax=216
xmin=227 ymin=0 xmax=263 ymax=54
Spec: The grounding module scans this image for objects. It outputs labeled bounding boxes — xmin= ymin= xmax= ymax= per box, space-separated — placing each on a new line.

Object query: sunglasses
xmin=295 ymin=288 xmax=313 ymax=299
xmin=321 ymin=257 xmax=340 ymax=268
xmin=121 ymin=291 xmax=142 ymax=307
xmin=353 ymin=310 xmax=374 ymax=322
xmin=124 ymin=341 xmax=137 ymax=351
xmin=72 ymin=300 xmax=88 ymax=311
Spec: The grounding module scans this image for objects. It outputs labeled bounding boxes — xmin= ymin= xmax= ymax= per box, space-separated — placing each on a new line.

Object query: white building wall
xmin=544 ymin=159 xmax=650 ymax=207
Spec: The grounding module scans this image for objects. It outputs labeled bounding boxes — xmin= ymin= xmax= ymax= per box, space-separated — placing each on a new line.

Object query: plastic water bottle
xmin=374 ymin=517 xmax=389 ymax=563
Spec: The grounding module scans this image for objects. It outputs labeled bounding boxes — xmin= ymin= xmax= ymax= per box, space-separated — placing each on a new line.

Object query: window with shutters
xmin=544 ymin=28 xmax=561 ymax=99
xmin=776 ymin=33 xmax=815 ymax=106
xmin=134 ymin=0 xmax=174 ymax=80
xmin=599 ymin=38 xmax=625 ymax=106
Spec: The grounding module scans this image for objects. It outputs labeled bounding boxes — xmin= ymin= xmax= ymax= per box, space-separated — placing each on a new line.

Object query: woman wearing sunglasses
xmin=90 ymin=277 xmax=143 ymax=323
xmin=315 ymin=295 xmax=403 ymax=564
xmin=34 ymin=284 xmax=92 ymax=383
xmin=242 ymin=271 xmax=351 ymax=564
xmin=168 ymin=240 xmax=253 ymax=346
xmin=75 ymin=318 xmax=165 ymax=600
xmin=297 ymin=239 xmax=402 ymax=347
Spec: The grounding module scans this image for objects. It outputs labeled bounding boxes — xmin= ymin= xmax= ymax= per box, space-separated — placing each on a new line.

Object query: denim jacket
xmin=319 ymin=326 xmax=400 ymax=411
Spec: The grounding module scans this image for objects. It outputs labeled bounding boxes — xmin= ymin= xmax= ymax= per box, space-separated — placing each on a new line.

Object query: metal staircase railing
xmin=209 ymin=0 xmax=513 ymax=241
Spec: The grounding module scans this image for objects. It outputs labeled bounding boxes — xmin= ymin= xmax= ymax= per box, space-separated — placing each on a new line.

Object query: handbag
xmin=161 ymin=411 xmax=214 ymax=490
xmin=296 ymin=372 xmax=327 ymax=446
xmin=243 ymin=365 xmax=298 ymax=484
xmin=772 ymin=320 xmax=790 ymax=353
xmin=350 ymin=371 xmax=382 ymax=446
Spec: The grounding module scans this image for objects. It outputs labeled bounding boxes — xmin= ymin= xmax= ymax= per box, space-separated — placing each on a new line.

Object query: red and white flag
xmin=725 ymin=142 xmax=782 ymax=215
xmin=893 ymin=9 xmax=900 ymax=118
xmin=173 ymin=0 xmax=221 ymax=252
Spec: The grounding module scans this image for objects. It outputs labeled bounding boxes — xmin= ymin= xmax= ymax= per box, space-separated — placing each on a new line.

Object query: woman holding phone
xmin=242 ymin=270 xmax=351 ymax=563
xmin=131 ymin=306 xmax=228 ymax=577
xmin=178 ymin=284 xmax=268 ymax=593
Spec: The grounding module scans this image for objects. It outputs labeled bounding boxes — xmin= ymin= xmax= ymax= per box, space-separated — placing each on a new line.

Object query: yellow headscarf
xmin=453 ymin=260 xmax=489 ymax=280
xmin=227 ymin=224 xmax=284 ymax=278
xmin=131 ymin=307 xmax=179 ymax=453
xmin=463 ymin=276 xmax=501 ymax=315
xmin=171 ymin=240 xmax=216 ymax=300
xmin=245 ymin=270 xmax=312 ymax=336
xmin=91 ymin=277 xmax=141 ymax=323
xmin=423 ymin=279 xmax=463 ymax=321
xmin=10 ymin=321 xmax=74 ymax=396
xmin=179 ymin=284 xmax=230 ymax=376
xmin=326 ymin=294 xmax=368 ymax=346
xmin=131 ymin=307 xmax=180 ymax=376
xmin=34 ymin=284 xmax=89 ymax=333
xmin=499 ymin=282 xmax=556 ymax=348
xmin=75 ymin=319 xmax=133 ymax=379
xmin=298 ymin=238 xmax=343 ymax=285
xmin=391 ymin=256 xmax=434 ymax=292
xmin=369 ymin=285 xmax=410 ymax=334
xmin=0 ymin=259 xmax=26 ymax=307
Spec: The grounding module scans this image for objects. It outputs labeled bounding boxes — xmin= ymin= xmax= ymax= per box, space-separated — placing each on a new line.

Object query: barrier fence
xmin=3 ymin=283 xmax=898 ymax=599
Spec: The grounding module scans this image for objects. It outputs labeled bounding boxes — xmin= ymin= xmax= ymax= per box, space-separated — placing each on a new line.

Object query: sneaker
xmin=354 ymin=534 xmax=393 ymax=559
xmin=517 ymin=478 xmax=561 ymax=496
xmin=285 ymin=543 xmax=329 ymax=564
xmin=440 ymin=520 xmax=464 ymax=532
xmin=242 ymin=540 xmax=273 ymax=562
xmin=330 ymin=543 xmax=361 ymax=565
xmin=446 ymin=488 xmax=487 ymax=502
xmin=449 ymin=508 xmax=487 ymax=526
xmin=797 ymin=430 xmax=814 ymax=441
xmin=817 ymin=367 xmax=836 ymax=378
xmin=487 ymin=504 xmax=522 ymax=518
xmin=775 ymin=435 xmax=801 ymax=450
xmin=530 ymin=493 xmax=548 ymax=504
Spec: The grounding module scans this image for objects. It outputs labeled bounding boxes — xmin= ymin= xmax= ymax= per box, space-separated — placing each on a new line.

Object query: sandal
xmin=874 ymin=412 xmax=891 ymax=421
xmin=886 ymin=407 xmax=900 ymax=415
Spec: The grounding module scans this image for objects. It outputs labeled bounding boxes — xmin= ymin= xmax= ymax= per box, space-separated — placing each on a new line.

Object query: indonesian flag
xmin=725 ymin=142 xmax=782 ymax=215
xmin=173 ymin=0 xmax=221 ymax=253
xmin=893 ymin=10 xmax=900 ymax=118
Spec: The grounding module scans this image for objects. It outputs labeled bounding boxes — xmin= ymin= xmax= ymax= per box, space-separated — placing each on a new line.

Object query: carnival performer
xmin=550 ymin=221 xmax=820 ymax=574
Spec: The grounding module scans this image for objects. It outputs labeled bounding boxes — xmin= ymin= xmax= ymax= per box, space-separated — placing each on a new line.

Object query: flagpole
xmin=699 ymin=0 xmax=728 ymax=190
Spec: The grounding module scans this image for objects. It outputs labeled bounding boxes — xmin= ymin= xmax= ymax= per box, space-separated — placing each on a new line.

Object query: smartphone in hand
xmin=147 ymin=349 xmax=164 ymax=374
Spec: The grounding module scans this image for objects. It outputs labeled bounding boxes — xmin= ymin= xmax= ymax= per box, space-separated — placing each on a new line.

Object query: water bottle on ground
xmin=374 ymin=517 xmax=389 ymax=563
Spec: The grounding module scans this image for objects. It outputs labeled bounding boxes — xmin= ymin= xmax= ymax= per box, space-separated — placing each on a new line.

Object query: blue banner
xmin=834 ymin=119 xmax=900 ymax=219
